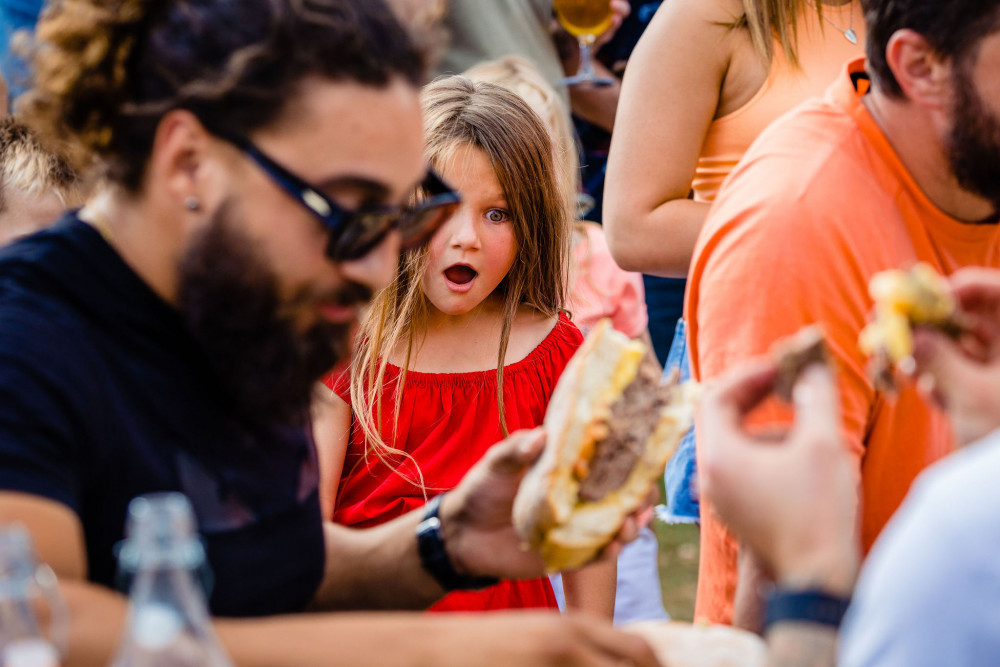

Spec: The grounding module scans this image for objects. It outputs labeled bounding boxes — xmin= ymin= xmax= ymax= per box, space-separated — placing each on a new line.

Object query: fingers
xmin=950 ymin=267 xmax=1000 ymax=312
xmin=911 ymin=328 xmax=973 ymax=409
xmin=485 ymin=428 xmax=546 ymax=476
xmin=567 ymin=615 xmax=660 ymax=667
xmin=789 ymin=365 xmax=842 ymax=448
xmin=701 ymin=356 xmax=779 ymax=427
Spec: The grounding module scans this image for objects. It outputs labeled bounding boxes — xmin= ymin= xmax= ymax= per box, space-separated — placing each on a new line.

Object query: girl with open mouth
xmin=317 ymin=75 xmax=617 ymax=616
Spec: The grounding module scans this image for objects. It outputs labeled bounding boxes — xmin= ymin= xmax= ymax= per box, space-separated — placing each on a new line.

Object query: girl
xmin=465 ymin=55 xmax=663 ymax=626
xmin=317 ymin=76 xmax=615 ymax=614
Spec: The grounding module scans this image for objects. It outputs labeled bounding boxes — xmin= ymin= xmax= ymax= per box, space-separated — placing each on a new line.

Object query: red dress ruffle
xmin=326 ymin=313 xmax=583 ymax=612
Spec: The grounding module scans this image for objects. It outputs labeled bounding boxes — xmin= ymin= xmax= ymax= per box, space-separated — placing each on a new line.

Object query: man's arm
xmin=3 ymin=490 xmax=660 ymax=667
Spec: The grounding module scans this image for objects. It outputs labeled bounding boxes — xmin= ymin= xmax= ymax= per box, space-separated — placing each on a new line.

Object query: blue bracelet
xmin=765 ymin=588 xmax=851 ymax=630
xmin=416 ymin=493 xmax=500 ymax=592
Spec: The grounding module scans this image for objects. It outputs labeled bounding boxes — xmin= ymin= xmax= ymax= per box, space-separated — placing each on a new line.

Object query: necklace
xmin=812 ymin=1 xmax=857 ymax=45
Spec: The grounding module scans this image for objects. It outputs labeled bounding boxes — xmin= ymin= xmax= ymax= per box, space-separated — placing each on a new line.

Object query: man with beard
xmin=0 ymin=1 xmax=657 ymax=666
xmin=684 ymin=0 xmax=1000 ymax=633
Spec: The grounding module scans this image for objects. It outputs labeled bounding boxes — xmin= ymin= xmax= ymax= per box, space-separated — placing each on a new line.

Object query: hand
xmin=911 ymin=267 xmax=1000 ymax=446
xmin=553 ymin=0 xmax=631 ymax=69
xmin=441 ymin=428 xmax=653 ymax=580
xmin=425 ymin=611 xmax=660 ymax=667
xmin=595 ymin=0 xmax=631 ymax=49
xmin=698 ymin=359 xmax=858 ymax=595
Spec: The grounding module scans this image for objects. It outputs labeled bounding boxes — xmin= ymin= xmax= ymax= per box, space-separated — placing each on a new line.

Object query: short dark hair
xmin=22 ymin=0 xmax=427 ymax=190
xmin=863 ymin=0 xmax=1000 ymax=97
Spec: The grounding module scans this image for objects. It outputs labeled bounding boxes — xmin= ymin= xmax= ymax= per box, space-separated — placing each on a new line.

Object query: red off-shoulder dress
xmin=326 ymin=313 xmax=582 ymax=612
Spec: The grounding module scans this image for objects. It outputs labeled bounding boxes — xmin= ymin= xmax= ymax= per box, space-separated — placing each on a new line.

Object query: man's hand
xmin=699 ymin=360 xmax=858 ymax=595
xmin=422 ymin=611 xmax=660 ymax=667
xmin=441 ymin=428 xmax=652 ymax=581
xmin=911 ymin=267 xmax=1000 ymax=446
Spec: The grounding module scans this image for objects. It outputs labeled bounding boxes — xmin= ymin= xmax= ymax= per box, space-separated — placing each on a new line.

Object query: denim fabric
xmin=656 ymin=318 xmax=700 ymax=524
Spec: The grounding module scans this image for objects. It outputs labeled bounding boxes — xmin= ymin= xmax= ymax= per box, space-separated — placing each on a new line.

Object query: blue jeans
xmin=656 ymin=318 xmax=699 ymax=524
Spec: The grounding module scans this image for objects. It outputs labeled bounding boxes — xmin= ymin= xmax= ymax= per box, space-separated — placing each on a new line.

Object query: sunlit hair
xmin=462 ymin=56 xmax=601 ymax=318
xmin=0 ymin=117 xmax=83 ymax=215
xmin=349 ymin=76 xmax=570 ymax=486
xmin=20 ymin=0 xmax=426 ymax=189
xmin=732 ymin=0 xmax=834 ymax=68
xmin=464 ymin=56 xmax=579 ymax=222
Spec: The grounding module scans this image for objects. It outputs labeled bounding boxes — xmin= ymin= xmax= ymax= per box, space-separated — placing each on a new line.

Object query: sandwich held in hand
xmin=858 ymin=263 xmax=966 ymax=391
xmin=513 ymin=319 xmax=699 ymax=572
xmin=771 ymin=324 xmax=832 ymax=402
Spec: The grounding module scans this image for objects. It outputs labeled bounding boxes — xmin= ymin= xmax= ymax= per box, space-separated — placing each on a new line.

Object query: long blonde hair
xmin=463 ymin=56 xmax=579 ymax=223
xmin=349 ymin=76 xmax=570 ymax=483
xmin=737 ymin=0 xmax=831 ymax=68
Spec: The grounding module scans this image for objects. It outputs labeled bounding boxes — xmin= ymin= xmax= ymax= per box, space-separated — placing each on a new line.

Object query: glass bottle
xmin=109 ymin=493 xmax=232 ymax=667
xmin=0 ymin=525 xmax=67 ymax=667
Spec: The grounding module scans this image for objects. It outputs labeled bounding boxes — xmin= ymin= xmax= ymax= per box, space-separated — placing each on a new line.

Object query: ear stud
xmin=184 ymin=196 xmax=201 ymax=211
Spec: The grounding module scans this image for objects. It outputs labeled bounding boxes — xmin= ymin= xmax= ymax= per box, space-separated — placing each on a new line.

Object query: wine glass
xmin=554 ymin=0 xmax=615 ymax=87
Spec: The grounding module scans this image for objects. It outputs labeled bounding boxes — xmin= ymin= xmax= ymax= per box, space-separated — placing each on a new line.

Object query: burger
xmin=858 ymin=263 xmax=966 ymax=390
xmin=512 ymin=319 xmax=699 ymax=572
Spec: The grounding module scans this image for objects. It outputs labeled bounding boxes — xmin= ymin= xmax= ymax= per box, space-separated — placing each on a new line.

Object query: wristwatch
xmin=416 ymin=493 xmax=500 ymax=592
xmin=765 ymin=588 xmax=852 ymax=630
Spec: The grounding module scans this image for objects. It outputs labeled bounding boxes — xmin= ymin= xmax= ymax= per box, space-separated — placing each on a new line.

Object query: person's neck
xmin=81 ymin=187 xmax=190 ymax=306
xmin=862 ymin=89 xmax=997 ymax=223
xmin=398 ymin=298 xmax=511 ymax=373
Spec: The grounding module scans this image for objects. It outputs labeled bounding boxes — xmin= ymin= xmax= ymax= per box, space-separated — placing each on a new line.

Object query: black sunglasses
xmin=218 ymin=133 xmax=461 ymax=261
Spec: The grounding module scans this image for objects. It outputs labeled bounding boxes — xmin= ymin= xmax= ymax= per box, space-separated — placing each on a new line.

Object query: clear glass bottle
xmin=0 ymin=525 xmax=67 ymax=667
xmin=109 ymin=493 xmax=232 ymax=667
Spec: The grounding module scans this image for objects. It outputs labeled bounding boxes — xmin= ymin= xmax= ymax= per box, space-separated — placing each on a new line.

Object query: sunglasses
xmin=218 ymin=132 xmax=461 ymax=261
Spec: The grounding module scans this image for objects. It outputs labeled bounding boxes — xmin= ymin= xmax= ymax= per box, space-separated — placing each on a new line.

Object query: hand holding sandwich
xmin=699 ymin=358 xmax=858 ymax=596
xmin=911 ymin=267 xmax=1000 ymax=447
xmin=440 ymin=427 xmax=653 ymax=584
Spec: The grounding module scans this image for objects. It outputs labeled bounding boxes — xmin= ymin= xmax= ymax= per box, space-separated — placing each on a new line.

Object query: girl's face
xmin=421 ymin=143 xmax=518 ymax=319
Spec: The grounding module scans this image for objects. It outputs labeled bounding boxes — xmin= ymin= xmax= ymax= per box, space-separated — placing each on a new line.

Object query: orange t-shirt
xmin=686 ymin=59 xmax=1000 ymax=624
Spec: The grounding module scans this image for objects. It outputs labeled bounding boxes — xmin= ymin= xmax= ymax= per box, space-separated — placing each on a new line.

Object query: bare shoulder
xmin=504 ymin=309 xmax=561 ymax=365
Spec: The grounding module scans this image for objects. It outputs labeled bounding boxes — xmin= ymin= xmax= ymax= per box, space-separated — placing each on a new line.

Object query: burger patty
xmin=578 ymin=363 xmax=672 ymax=503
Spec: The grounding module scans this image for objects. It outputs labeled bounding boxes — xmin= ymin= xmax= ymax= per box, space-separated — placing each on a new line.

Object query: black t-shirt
xmin=0 ymin=214 xmax=325 ymax=617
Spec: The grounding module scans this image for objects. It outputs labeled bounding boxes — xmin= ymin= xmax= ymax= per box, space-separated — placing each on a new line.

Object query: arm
xmin=562 ymin=560 xmax=617 ymax=619
xmin=311 ymin=385 xmax=352 ymax=520
xmin=602 ymin=0 xmax=737 ymax=276
xmin=5 ymin=491 xmax=661 ymax=667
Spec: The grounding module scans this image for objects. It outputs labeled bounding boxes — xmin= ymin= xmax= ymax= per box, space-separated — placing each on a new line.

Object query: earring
xmin=184 ymin=196 xmax=200 ymax=211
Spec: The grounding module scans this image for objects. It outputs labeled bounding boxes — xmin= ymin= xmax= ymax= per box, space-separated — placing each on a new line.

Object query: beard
xmin=177 ymin=201 xmax=370 ymax=427
xmin=948 ymin=64 xmax=1000 ymax=214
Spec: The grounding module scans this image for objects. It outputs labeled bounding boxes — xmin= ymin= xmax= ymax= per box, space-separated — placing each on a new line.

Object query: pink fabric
xmin=568 ymin=223 xmax=648 ymax=338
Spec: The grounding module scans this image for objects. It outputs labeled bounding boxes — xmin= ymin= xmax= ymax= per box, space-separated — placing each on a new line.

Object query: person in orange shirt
xmin=686 ymin=0 xmax=1000 ymax=632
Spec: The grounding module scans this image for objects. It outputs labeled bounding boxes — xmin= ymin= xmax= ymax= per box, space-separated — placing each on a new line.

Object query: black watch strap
xmin=416 ymin=493 xmax=500 ymax=592
xmin=765 ymin=588 xmax=851 ymax=630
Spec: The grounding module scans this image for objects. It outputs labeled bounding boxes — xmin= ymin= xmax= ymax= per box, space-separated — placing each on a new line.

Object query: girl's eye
xmin=486 ymin=208 xmax=508 ymax=224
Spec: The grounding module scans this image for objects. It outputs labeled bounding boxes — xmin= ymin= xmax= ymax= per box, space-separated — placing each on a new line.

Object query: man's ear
xmin=885 ymin=29 xmax=952 ymax=109
xmin=147 ymin=109 xmax=218 ymax=210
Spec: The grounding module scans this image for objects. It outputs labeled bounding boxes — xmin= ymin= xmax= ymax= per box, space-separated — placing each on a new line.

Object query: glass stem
xmin=577 ymin=33 xmax=597 ymax=81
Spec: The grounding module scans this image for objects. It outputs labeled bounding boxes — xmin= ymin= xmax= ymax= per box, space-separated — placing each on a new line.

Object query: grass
xmin=653 ymin=520 xmax=700 ymax=621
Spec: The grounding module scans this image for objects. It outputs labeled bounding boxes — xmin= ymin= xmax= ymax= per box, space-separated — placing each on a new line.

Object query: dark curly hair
xmin=21 ymin=0 xmax=427 ymax=190
xmin=862 ymin=0 xmax=1000 ymax=98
